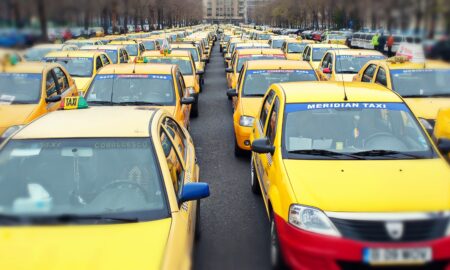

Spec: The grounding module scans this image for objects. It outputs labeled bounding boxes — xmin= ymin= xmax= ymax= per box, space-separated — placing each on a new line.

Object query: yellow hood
xmin=240 ymin=97 xmax=264 ymax=118
xmin=334 ymin=74 xmax=357 ymax=82
xmin=286 ymin=53 xmax=301 ymax=61
xmin=404 ymin=98 xmax=450 ymax=120
xmin=0 ymin=104 xmax=38 ymax=134
xmin=0 ymin=218 xmax=171 ymax=270
xmin=73 ymin=77 xmax=93 ymax=93
xmin=161 ymin=105 xmax=176 ymax=116
xmin=284 ymin=159 xmax=450 ymax=212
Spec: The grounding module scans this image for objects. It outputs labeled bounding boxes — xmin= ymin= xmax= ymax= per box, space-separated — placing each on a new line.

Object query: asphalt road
xmin=191 ymin=43 xmax=271 ymax=270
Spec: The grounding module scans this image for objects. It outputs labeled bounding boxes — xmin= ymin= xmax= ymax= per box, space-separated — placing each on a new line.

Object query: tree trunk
xmin=37 ymin=0 xmax=47 ymax=41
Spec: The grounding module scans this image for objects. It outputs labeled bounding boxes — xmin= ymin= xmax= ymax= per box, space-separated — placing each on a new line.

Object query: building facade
xmin=203 ymin=0 xmax=246 ymax=24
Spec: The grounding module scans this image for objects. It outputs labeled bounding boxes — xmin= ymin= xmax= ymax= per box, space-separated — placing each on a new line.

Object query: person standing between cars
xmin=372 ymin=33 xmax=380 ymax=50
xmin=378 ymin=34 xmax=386 ymax=54
xmin=387 ymin=34 xmax=394 ymax=57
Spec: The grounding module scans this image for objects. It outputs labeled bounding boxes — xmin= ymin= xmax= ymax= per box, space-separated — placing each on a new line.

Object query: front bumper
xmin=274 ymin=214 xmax=450 ymax=270
xmin=233 ymin=123 xmax=251 ymax=150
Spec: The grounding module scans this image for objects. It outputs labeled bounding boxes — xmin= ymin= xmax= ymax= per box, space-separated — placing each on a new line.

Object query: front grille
xmin=330 ymin=218 xmax=448 ymax=242
xmin=337 ymin=261 xmax=449 ymax=270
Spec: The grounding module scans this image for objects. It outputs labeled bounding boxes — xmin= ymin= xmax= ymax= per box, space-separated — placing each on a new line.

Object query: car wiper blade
xmin=287 ymin=149 xmax=364 ymax=159
xmin=87 ymin=100 xmax=117 ymax=105
xmin=427 ymin=93 xmax=450 ymax=97
xmin=337 ymin=71 xmax=358 ymax=74
xmin=53 ymin=214 xmax=139 ymax=223
xmin=244 ymin=94 xmax=265 ymax=97
xmin=353 ymin=149 xmax=422 ymax=158
xmin=116 ymin=101 xmax=162 ymax=106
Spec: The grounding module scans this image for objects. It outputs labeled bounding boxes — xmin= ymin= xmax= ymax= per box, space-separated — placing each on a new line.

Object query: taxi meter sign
xmin=60 ymin=96 xmax=88 ymax=110
xmin=396 ymin=43 xmax=425 ymax=63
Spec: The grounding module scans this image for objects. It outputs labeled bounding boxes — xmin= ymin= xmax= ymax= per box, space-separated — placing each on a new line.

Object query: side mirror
xmin=323 ymin=67 xmax=331 ymax=74
xmin=45 ymin=95 xmax=62 ymax=103
xmin=437 ymin=139 xmax=450 ymax=155
xmin=179 ymin=182 xmax=210 ymax=203
xmin=201 ymin=58 xmax=207 ymax=62
xmin=251 ymin=137 xmax=275 ymax=155
xmin=196 ymin=70 xmax=204 ymax=76
xmin=181 ymin=96 xmax=195 ymax=105
xmin=226 ymin=89 xmax=238 ymax=97
xmin=225 ymin=67 xmax=233 ymax=73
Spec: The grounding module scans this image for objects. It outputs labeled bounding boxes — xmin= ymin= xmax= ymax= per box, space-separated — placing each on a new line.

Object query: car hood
xmin=334 ymin=74 xmax=357 ymax=82
xmin=284 ymin=159 xmax=450 ymax=212
xmin=73 ymin=77 xmax=93 ymax=93
xmin=183 ymin=75 xmax=195 ymax=88
xmin=0 ymin=218 xmax=171 ymax=270
xmin=0 ymin=104 xmax=37 ymax=134
xmin=240 ymin=97 xmax=264 ymax=117
xmin=286 ymin=53 xmax=301 ymax=60
xmin=404 ymin=98 xmax=450 ymax=120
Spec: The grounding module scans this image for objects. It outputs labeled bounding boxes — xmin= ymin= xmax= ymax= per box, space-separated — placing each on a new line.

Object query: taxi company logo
xmin=385 ymin=221 xmax=404 ymax=240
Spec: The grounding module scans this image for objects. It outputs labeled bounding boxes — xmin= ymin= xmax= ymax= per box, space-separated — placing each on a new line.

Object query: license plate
xmin=363 ymin=247 xmax=432 ymax=265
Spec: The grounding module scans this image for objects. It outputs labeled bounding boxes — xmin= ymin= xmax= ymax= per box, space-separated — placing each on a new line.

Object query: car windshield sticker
xmin=95 ymin=74 xmax=171 ymax=80
xmin=391 ymin=69 xmax=450 ymax=76
xmin=285 ymin=102 xmax=408 ymax=113
xmin=247 ymin=70 xmax=316 ymax=75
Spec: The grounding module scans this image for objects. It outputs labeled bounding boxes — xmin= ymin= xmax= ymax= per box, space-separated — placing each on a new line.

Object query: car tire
xmin=191 ymin=101 xmax=199 ymax=118
xmin=270 ymin=214 xmax=287 ymax=270
xmin=195 ymin=200 xmax=201 ymax=240
xmin=250 ymin=156 xmax=261 ymax=195
xmin=234 ymin=138 xmax=245 ymax=157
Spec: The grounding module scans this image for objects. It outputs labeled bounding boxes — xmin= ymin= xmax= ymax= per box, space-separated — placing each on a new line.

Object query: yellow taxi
xmin=281 ymin=39 xmax=315 ymax=61
xmin=434 ymin=108 xmax=450 ymax=161
xmin=23 ymin=44 xmax=78 ymax=62
xmin=137 ymin=38 xmax=159 ymax=51
xmin=249 ymin=81 xmax=450 ymax=269
xmin=354 ymin=57 xmax=450 ymax=133
xmin=301 ymin=43 xmax=349 ymax=69
xmin=65 ymin=39 xmax=103 ymax=48
xmin=108 ymin=40 xmax=145 ymax=62
xmin=0 ymin=101 xmax=209 ymax=270
xmin=43 ymin=51 xmax=112 ymax=95
xmin=316 ymin=49 xmax=385 ymax=82
xmin=0 ymin=62 xmax=78 ymax=144
xmin=322 ymin=33 xmax=347 ymax=45
xmin=84 ymin=64 xmax=194 ymax=128
xmin=79 ymin=45 xmax=130 ymax=64
xmin=142 ymin=50 xmax=201 ymax=117
xmin=171 ymin=43 xmax=206 ymax=87
xmin=225 ymin=41 xmax=271 ymax=65
xmin=226 ymin=48 xmax=285 ymax=90
xmin=227 ymin=60 xmax=318 ymax=155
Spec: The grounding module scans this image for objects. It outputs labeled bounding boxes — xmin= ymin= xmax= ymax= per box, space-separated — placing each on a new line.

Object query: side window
xmin=95 ymin=56 xmax=103 ymax=71
xmin=45 ymin=71 xmax=58 ymax=97
xmin=259 ymin=90 xmax=275 ymax=127
xmin=236 ymin=68 xmax=244 ymax=90
xmin=100 ymin=54 xmax=110 ymax=65
xmin=303 ymin=47 xmax=310 ymax=60
xmin=265 ymin=97 xmax=280 ymax=145
xmin=164 ymin=117 xmax=186 ymax=158
xmin=160 ymin=128 xmax=184 ymax=196
xmin=362 ymin=64 xmax=377 ymax=82
xmin=53 ymin=68 xmax=69 ymax=92
xmin=175 ymin=71 xmax=185 ymax=99
xmin=375 ymin=67 xmax=387 ymax=87
xmin=321 ymin=53 xmax=331 ymax=69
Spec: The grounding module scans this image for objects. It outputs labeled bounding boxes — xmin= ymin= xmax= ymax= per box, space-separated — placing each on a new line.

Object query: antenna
xmin=335 ymin=45 xmax=348 ymax=101
xmin=109 ymin=68 xmax=116 ymax=103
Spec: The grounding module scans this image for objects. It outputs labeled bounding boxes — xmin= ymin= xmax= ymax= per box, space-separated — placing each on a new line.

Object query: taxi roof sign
xmin=59 ymin=96 xmax=88 ymax=110
xmin=396 ymin=43 xmax=425 ymax=63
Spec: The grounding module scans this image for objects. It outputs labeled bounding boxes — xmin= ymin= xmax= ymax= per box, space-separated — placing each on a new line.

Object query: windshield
xmin=0 ymin=73 xmax=42 ymax=104
xmin=86 ymin=74 xmax=175 ymax=105
xmin=390 ymin=69 xmax=450 ymax=97
xmin=287 ymin=43 xmax=306 ymax=53
xmin=283 ymin=102 xmax=434 ymax=159
xmin=44 ymin=57 xmax=93 ymax=77
xmin=103 ymin=50 xmax=118 ymax=63
xmin=145 ymin=57 xmax=193 ymax=75
xmin=142 ymin=41 xmax=156 ymax=50
xmin=335 ymin=55 xmax=385 ymax=74
xmin=68 ymin=41 xmax=94 ymax=48
xmin=258 ymin=34 xmax=271 ymax=40
xmin=24 ymin=48 xmax=54 ymax=61
xmin=125 ymin=44 xmax=139 ymax=56
xmin=0 ymin=138 xmax=168 ymax=223
xmin=237 ymin=54 xmax=286 ymax=72
xmin=271 ymin=40 xmax=284 ymax=49
xmin=242 ymin=70 xmax=317 ymax=96
xmin=173 ymin=48 xmax=199 ymax=62
xmin=312 ymin=48 xmax=333 ymax=61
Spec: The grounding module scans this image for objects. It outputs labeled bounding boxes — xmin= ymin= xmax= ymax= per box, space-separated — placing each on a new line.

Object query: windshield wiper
xmin=427 ymin=93 xmax=450 ymax=97
xmin=287 ymin=149 xmax=364 ymax=159
xmin=353 ymin=149 xmax=423 ymax=159
xmin=53 ymin=214 xmax=139 ymax=223
xmin=402 ymin=93 xmax=450 ymax=98
xmin=244 ymin=93 xmax=265 ymax=97
xmin=337 ymin=70 xmax=358 ymax=74
xmin=87 ymin=100 xmax=117 ymax=105
xmin=116 ymin=101 xmax=162 ymax=106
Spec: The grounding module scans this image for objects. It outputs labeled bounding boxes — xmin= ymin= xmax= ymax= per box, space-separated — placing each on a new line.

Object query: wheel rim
xmin=270 ymin=219 xmax=279 ymax=266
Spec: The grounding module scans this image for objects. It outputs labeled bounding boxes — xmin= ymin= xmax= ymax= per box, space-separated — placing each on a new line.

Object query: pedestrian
xmin=387 ymin=34 xmax=394 ymax=57
xmin=378 ymin=34 xmax=386 ymax=54
xmin=371 ymin=33 xmax=380 ymax=50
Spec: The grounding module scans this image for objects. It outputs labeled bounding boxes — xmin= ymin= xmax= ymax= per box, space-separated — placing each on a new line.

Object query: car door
xmin=44 ymin=70 xmax=61 ymax=111
xmin=361 ymin=64 xmax=377 ymax=83
xmin=53 ymin=67 xmax=77 ymax=102
xmin=319 ymin=52 xmax=332 ymax=81
xmin=100 ymin=53 xmax=111 ymax=66
xmin=95 ymin=56 xmax=103 ymax=74
xmin=253 ymin=90 xmax=276 ymax=198
xmin=374 ymin=67 xmax=388 ymax=87
xmin=175 ymin=70 xmax=190 ymax=127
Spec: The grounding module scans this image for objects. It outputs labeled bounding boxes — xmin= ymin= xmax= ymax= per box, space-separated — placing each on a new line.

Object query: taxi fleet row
xmin=0 ymin=25 xmax=218 ymax=269
xmin=220 ymin=25 xmax=450 ymax=269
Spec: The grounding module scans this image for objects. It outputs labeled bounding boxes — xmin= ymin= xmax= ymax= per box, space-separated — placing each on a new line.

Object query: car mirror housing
xmin=226 ymin=89 xmax=238 ymax=97
xmin=251 ymin=138 xmax=275 ymax=155
xmin=181 ymin=97 xmax=195 ymax=105
xmin=179 ymin=182 xmax=210 ymax=203
xmin=45 ymin=95 xmax=62 ymax=103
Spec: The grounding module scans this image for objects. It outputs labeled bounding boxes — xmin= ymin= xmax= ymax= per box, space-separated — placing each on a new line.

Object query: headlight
xmin=288 ymin=204 xmax=341 ymax=237
xmin=419 ymin=118 xmax=433 ymax=131
xmin=1 ymin=125 xmax=24 ymax=140
xmin=187 ymin=87 xmax=196 ymax=95
xmin=239 ymin=116 xmax=254 ymax=127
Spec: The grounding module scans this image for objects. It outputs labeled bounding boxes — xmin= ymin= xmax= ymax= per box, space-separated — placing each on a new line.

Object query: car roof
xmin=109 ymin=41 xmax=139 ymax=44
xmin=2 ymin=62 xmax=58 ymax=73
xmin=308 ymin=44 xmax=349 ymax=48
xmin=277 ymin=82 xmax=402 ymax=103
xmin=143 ymin=50 xmax=191 ymax=57
xmin=246 ymin=60 xmax=313 ymax=70
xmin=80 ymin=45 xmax=124 ymax=50
xmin=45 ymin=51 xmax=101 ymax=58
xmin=382 ymin=59 xmax=450 ymax=70
xmin=14 ymin=107 xmax=157 ymax=139
xmin=31 ymin=43 xmax=66 ymax=49
xmin=236 ymin=48 xmax=284 ymax=54
xmin=97 ymin=63 xmax=175 ymax=74
xmin=333 ymin=49 xmax=384 ymax=56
